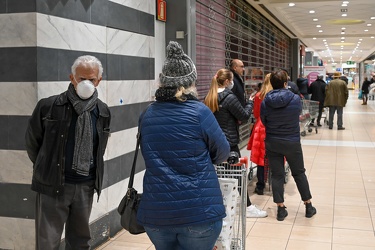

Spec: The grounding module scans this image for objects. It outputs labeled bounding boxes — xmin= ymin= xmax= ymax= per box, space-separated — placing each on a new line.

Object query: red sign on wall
xmin=157 ymin=0 xmax=166 ymax=22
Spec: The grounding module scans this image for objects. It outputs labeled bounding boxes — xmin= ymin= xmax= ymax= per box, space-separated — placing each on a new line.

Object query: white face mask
xmin=227 ymin=80 xmax=234 ymax=90
xmin=76 ymin=80 xmax=95 ymax=99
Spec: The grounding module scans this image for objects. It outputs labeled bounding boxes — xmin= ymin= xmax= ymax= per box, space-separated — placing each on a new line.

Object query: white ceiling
xmin=247 ymin=0 xmax=375 ymax=65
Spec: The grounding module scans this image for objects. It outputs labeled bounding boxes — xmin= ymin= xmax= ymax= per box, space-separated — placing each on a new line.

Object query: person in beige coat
xmin=324 ymin=72 xmax=348 ymax=130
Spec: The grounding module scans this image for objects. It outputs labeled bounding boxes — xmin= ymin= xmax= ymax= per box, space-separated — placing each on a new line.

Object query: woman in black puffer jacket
xmin=204 ymin=69 xmax=253 ymax=154
xmin=204 ymin=68 xmax=268 ymax=218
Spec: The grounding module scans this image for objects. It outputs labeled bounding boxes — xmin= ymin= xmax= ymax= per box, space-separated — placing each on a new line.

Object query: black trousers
xmin=35 ymin=181 xmax=95 ymax=250
xmin=265 ymin=139 xmax=312 ymax=204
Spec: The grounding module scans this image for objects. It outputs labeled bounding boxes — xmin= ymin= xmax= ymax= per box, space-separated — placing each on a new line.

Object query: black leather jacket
xmin=25 ymin=91 xmax=111 ymax=198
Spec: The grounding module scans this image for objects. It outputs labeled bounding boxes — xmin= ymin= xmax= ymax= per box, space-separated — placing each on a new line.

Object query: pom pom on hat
xmin=159 ymin=41 xmax=197 ymax=88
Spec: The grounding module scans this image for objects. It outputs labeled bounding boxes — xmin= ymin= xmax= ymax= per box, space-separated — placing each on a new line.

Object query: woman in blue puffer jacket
xmin=137 ymin=41 xmax=230 ymax=250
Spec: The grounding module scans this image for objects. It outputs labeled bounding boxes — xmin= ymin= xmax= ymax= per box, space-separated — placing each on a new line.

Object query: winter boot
xmin=305 ymin=202 xmax=317 ymax=218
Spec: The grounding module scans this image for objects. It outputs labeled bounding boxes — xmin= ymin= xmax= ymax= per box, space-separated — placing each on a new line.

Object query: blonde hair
xmin=175 ymin=85 xmax=198 ymax=102
xmin=204 ymin=69 xmax=233 ymax=113
xmin=259 ymin=73 xmax=273 ymax=100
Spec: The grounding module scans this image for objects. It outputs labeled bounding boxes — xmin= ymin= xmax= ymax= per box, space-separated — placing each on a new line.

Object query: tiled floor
xmin=97 ymin=90 xmax=375 ymax=250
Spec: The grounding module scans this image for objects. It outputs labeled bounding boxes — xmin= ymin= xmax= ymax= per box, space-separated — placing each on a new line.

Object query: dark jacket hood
xmin=264 ymin=89 xmax=295 ymax=109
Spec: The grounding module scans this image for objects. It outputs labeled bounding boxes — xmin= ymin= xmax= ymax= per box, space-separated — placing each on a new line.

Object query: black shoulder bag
xmin=117 ymin=111 xmax=148 ymax=234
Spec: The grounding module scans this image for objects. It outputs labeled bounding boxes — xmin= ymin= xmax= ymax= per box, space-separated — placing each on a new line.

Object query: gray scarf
xmin=67 ymin=83 xmax=98 ymax=176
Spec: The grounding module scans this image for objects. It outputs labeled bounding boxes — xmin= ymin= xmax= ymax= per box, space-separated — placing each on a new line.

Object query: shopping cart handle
xmin=230 ymin=156 xmax=248 ymax=168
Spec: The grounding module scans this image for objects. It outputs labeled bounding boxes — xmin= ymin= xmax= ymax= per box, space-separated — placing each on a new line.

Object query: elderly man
xmin=308 ymin=75 xmax=326 ymax=126
xmin=230 ymin=59 xmax=246 ymax=106
xmin=25 ymin=55 xmax=111 ymax=249
xmin=324 ymin=72 xmax=348 ymax=130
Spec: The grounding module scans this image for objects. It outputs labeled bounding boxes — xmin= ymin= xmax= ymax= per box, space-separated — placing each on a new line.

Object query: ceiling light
xmin=342 ymin=4 xmax=347 ymax=7
xmin=359 ymin=38 xmax=363 ymax=40
xmin=342 ymin=14 xmax=347 ymax=17
xmin=288 ymin=3 xmax=295 ymax=7
xmin=316 ymin=25 xmax=321 ymax=28
xmin=313 ymin=37 xmax=317 ymax=39
xmin=371 ymin=17 xmax=375 ymax=20
xmin=367 ymin=24 xmax=372 ymax=26
xmin=371 ymin=36 xmax=375 ymax=38
xmin=341 ymin=41 xmax=344 ymax=42
xmin=343 ymin=1 xmax=349 ymax=3
xmin=365 ymin=30 xmax=369 ymax=32
xmin=309 ymin=10 xmax=315 ymax=14
xmin=313 ymin=18 xmax=318 ymax=21
xmin=341 ymin=37 xmax=345 ymax=39
xmin=319 ymin=30 xmax=323 ymax=32
xmin=342 ymin=27 xmax=346 ymax=29
xmin=323 ymin=39 xmax=327 ymax=41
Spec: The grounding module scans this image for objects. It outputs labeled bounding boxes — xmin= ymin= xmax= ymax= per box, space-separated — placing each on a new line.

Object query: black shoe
xmin=305 ymin=203 xmax=317 ymax=218
xmin=329 ymin=127 xmax=332 ymax=129
xmin=254 ymin=187 xmax=264 ymax=195
xmin=338 ymin=127 xmax=345 ymax=130
xmin=277 ymin=206 xmax=288 ymax=221
xmin=317 ymin=123 xmax=322 ymax=127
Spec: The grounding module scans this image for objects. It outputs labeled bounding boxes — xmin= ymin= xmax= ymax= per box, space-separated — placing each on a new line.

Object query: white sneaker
xmin=246 ymin=205 xmax=268 ymax=218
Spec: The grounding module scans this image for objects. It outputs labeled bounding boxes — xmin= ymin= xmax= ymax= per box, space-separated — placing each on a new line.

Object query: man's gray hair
xmin=71 ymin=55 xmax=103 ymax=78
xmin=318 ymin=75 xmax=324 ymax=80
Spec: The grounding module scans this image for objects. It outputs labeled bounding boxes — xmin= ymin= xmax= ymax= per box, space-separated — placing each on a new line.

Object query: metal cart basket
xmin=300 ymin=99 xmax=320 ymax=136
xmin=214 ymin=157 xmax=248 ymax=250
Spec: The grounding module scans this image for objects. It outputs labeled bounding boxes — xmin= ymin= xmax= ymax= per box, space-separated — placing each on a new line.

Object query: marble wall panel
xmin=0 ymin=13 xmax=36 ymax=47
xmin=37 ymin=14 xmax=106 ymax=53
xmin=106 ymin=127 xmax=138 ymax=161
xmin=0 ymin=150 xmax=32 ymax=184
xmin=0 ymin=82 xmax=37 ymax=116
xmin=0 ymin=217 xmax=34 ymax=250
xmin=106 ymin=80 xmax=151 ymax=107
xmin=110 ymin=0 xmax=153 ymax=15
xmin=107 ymin=28 xmax=155 ymax=58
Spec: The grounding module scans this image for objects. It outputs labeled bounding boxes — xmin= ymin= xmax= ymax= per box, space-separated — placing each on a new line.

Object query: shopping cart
xmin=300 ymin=99 xmax=319 ymax=136
xmin=214 ymin=157 xmax=248 ymax=250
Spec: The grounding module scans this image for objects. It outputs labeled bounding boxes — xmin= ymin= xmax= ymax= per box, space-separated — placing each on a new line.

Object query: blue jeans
xmin=144 ymin=220 xmax=223 ymax=250
xmin=328 ymin=106 xmax=343 ymax=128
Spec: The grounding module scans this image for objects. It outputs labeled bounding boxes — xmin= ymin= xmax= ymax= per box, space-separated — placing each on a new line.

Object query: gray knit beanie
xmin=159 ymin=41 xmax=197 ymax=88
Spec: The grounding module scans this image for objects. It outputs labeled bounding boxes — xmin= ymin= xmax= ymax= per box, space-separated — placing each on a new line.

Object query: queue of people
xmin=29 ymin=41 xmax=363 ymax=249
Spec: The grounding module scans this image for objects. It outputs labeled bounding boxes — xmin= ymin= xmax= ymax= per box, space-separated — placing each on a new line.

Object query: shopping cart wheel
xmin=301 ymin=131 xmax=306 ymax=136
xmin=308 ymin=128 xmax=313 ymax=133
xmin=248 ymin=168 xmax=253 ymax=181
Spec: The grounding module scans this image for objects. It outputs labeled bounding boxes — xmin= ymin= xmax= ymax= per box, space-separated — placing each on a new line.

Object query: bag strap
xmin=128 ymin=104 xmax=151 ymax=189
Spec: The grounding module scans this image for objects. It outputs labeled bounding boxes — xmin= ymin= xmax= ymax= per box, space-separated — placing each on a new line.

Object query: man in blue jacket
xmin=260 ymin=70 xmax=316 ymax=221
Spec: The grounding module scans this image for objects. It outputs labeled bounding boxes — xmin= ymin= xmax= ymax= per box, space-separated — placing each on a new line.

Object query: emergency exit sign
xmin=346 ymin=61 xmax=355 ymax=65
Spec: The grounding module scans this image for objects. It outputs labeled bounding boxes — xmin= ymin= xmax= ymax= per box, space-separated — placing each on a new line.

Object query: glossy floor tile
xmin=96 ymin=91 xmax=375 ymax=250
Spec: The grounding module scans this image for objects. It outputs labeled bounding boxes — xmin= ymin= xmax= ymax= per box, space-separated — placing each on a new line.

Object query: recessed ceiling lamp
xmin=343 ymin=1 xmax=349 ymax=3
xmin=359 ymin=38 xmax=363 ymax=41
xmin=313 ymin=37 xmax=317 ymax=39
xmin=371 ymin=17 xmax=375 ymax=20
xmin=309 ymin=10 xmax=315 ymax=14
xmin=342 ymin=4 xmax=347 ymax=7
xmin=365 ymin=29 xmax=369 ymax=32
xmin=313 ymin=19 xmax=318 ymax=21
xmin=371 ymin=36 xmax=375 ymax=38
xmin=367 ymin=24 xmax=372 ymax=26
xmin=288 ymin=3 xmax=295 ymax=7
xmin=316 ymin=25 xmax=321 ymax=28
xmin=319 ymin=30 xmax=323 ymax=32
xmin=342 ymin=14 xmax=347 ymax=17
